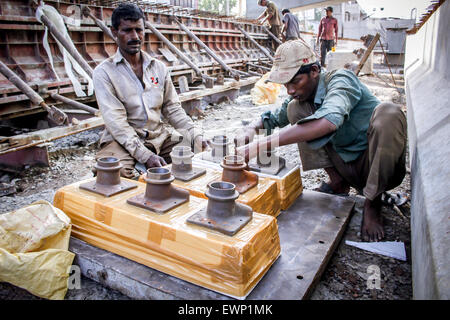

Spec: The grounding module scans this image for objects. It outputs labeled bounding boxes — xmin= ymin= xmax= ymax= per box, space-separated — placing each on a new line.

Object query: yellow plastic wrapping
xmin=139 ymin=167 xmax=281 ymax=217
xmin=0 ymin=200 xmax=75 ymax=300
xmin=250 ymin=73 xmax=281 ymax=105
xmin=271 ymin=166 xmax=304 ymax=210
xmin=54 ymin=179 xmax=281 ymax=299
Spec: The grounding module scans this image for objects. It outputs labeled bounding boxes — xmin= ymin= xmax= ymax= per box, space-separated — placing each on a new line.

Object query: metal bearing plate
xmin=172 ymin=166 xmax=207 ymax=182
xmin=79 ymin=180 xmax=137 ymax=197
xmin=248 ymin=156 xmax=286 ymax=175
xmin=186 ymin=203 xmax=252 ymax=236
xmin=201 ymin=151 xmax=225 ymax=164
xmin=126 ymin=186 xmax=189 ymax=214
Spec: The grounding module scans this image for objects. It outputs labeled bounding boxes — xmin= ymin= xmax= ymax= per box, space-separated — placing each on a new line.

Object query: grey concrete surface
xmin=68 ymin=190 xmax=355 ymax=300
xmin=404 ymin=0 xmax=450 ymax=299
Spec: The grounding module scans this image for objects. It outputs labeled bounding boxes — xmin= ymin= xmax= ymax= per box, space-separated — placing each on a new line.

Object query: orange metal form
xmin=0 ymin=0 xmax=271 ymax=119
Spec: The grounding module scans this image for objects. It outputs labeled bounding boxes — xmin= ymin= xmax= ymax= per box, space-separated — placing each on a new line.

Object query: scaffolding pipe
xmin=235 ymin=24 xmax=274 ymax=62
xmin=145 ymin=21 xmax=215 ymax=88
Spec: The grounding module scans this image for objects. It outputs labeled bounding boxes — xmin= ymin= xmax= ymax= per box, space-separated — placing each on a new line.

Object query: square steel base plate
xmin=248 ymin=157 xmax=286 ymax=175
xmin=172 ymin=166 xmax=207 ymax=182
xmin=79 ymin=180 xmax=137 ymax=197
xmin=186 ymin=203 xmax=252 ymax=236
xmin=126 ymin=187 xmax=189 ymax=214
xmin=201 ymin=152 xmax=226 ymax=163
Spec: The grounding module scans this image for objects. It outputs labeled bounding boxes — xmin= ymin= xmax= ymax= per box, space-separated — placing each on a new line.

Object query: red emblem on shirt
xmin=150 ymin=76 xmax=159 ymax=85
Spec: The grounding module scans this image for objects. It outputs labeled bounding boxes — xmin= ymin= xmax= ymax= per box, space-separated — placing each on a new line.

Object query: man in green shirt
xmin=256 ymin=0 xmax=282 ymax=51
xmin=236 ymin=40 xmax=407 ymax=242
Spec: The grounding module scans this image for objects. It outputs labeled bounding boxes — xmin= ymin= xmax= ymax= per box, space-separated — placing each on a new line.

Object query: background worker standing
xmin=281 ymin=9 xmax=301 ymax=41
xmin=256 ymin=0 xmax=282 ymax=52
xmin=317 ymin=6 xmax=338 ymax=67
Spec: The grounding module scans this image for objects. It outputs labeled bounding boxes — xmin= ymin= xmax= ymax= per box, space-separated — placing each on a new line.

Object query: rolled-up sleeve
xmin=296 ymin=72 xmax=362 ymax=149
xmin=160 ymin=71 xmax=199 ymax=142
xmin=93 ymin=67 xmax=154 ymax=164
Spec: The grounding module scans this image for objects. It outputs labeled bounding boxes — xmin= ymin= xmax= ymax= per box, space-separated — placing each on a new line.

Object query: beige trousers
xmin=95 ymin=135 xmax=181 ymax=179
xmin=287 ymin=101 xmax=407 ymax=200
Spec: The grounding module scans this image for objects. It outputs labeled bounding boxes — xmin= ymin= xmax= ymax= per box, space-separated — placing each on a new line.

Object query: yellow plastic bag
xmin=0 ymin=200 xmax=75 ymax=300
xmin=250 ymin=73 xmax=281 ymax=105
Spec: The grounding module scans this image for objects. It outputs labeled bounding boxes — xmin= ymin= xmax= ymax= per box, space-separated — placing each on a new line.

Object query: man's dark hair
xmin=293 ymin=61 xmax=321 ymax=78
xmin=282 ymin=9 xmax=290 ymax=15
xmin=111 ymin=3 xmax=145 ymax=29
xmin=325 ymin=6 xmax=333 ymax=13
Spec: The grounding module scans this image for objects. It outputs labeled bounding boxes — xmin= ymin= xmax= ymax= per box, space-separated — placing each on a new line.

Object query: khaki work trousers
xmin=287 ymin=101 xmax=407 ymax=201
xmin=95 ymin=135 xmax=181 ymax=179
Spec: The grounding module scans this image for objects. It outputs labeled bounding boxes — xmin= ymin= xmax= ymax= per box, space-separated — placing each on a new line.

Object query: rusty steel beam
xmin=50 ymin=92 xmax=99 ymax=115
xmin=235 ymin=24 xmax=274 ymax=62
xmin=175 ymin=18 xmax=248 ymax=81
xmin=81 ymin=5 xmax=117 ymax=43
xmin=247 ymin=62 xmax=271 ymax=71
xmin=262 ymin=25 xmax=282 ymax=45
xmin=144 ymin=20 xmax=215 ymax=88
xmin=0 ymin=60 xmax=68 ymax=126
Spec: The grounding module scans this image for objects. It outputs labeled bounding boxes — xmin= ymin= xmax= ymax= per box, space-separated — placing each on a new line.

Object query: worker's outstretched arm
xmin=236 ymin=117 xmax=336 ymax=161
xmin=234 ymin=96 xmax=292 ymax=146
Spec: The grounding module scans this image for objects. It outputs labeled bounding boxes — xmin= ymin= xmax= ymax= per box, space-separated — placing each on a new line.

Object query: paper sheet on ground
xmin=345 ymin=240 xmax=406 ymax=261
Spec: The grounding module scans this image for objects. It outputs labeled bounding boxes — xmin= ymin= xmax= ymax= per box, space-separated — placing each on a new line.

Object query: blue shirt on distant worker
xmin=261 ymin=69 xmax=380 ymax=162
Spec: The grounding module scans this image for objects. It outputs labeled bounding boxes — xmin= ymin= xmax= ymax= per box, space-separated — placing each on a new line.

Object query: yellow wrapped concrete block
xmin=250 ymin=73 xmax=281 ymax=105
xmin=270 ymin=166 xmax=303 ymax=210
xmin=0 ymin=200 xmax=75 ymax=300
xmin=54 ymin=179 xmax=281 ymax=299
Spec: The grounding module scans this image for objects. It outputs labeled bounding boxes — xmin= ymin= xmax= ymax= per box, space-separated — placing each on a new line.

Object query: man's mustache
xmin=127 ymin=40 xmax=141 ymax=45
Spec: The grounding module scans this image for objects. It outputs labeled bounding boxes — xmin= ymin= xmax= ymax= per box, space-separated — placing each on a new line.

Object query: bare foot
xmin=361 ymin=196 xmax=385 ymax=242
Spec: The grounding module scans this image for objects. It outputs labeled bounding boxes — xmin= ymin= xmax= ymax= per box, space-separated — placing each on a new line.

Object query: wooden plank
xmin=356 ymin=33 xmax=380 ymax=76
xmin=178 ymin=76 xmax=259 ymax=102
xmin=0 ymin=117 xmax=104 ymax=154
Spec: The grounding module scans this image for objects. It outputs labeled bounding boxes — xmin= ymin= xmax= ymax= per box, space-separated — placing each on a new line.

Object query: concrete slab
xmin=69 ymin=190 xmax=355 ymax=300
xmin=405 ymin=0 xmax=450 ymax=300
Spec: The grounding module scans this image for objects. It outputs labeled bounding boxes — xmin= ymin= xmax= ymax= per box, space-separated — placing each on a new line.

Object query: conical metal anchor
xmin=186 ymin=181 xmax=253 ymax=236
xmin=248 ymin=148 xmax=286 ymax=175
xmin=220 ymin=155 xmax=258 ymax=194
xmin=170 ymin=145 xmax=206 ymax=181
xmin=79 ymin=157 xmax=137 ymax=197
xmin=201 ymin=135 xmax=231 ymax=163
xmin=126 ymin=167 xmax=190 ymax=214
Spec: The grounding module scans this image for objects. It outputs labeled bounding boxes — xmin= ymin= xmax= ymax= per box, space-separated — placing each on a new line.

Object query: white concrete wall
xmin=404 ymin=0 xmax=450 ymax=300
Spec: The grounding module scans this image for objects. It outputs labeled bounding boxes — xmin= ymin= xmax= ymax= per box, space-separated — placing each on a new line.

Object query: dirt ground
xmin=0 ymin=69 xmax=412 ymax=300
